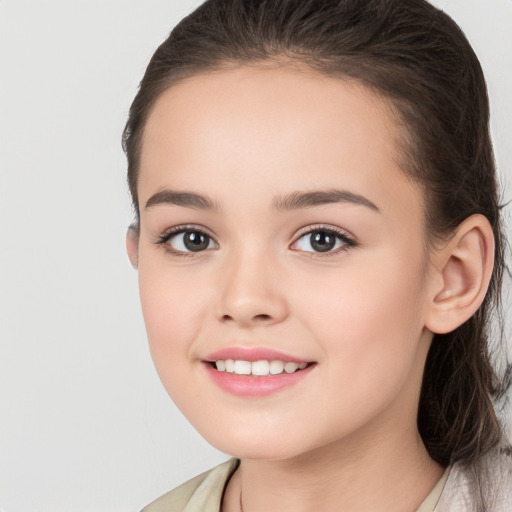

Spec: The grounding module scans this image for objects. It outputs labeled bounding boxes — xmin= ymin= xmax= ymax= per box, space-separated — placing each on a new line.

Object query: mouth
xmin=207 ymin=359 xmax=312 ymax=376
xmin=202 ymin=348 xmax=316 ymax=397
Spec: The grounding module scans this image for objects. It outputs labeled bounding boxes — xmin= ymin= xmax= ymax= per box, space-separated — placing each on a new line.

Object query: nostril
xmin=221 ymin=313 xmax=272 ymax=322
xmin=254 ymin=314 xmax=272 ymax=321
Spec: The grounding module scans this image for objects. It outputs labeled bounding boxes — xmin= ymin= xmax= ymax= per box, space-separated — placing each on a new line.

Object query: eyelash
xmin=155 ymin=224 xmax=358 ymax=258
xmin=291 ymin=224 xmax=358 ymax=257
xmin=156 ymin=224 xmax=218 ymax=258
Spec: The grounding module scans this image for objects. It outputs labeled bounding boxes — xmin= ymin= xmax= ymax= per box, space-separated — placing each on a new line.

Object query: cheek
xmin=137 ymin=258 xmax=208 ymax=386
xmin=295 ymin=249 xmax=428 ymax=405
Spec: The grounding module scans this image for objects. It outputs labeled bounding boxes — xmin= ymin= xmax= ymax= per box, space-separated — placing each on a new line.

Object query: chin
xmin=216 ymin=442 xmax=304 ymax=461
xmin=196 ymin=424 xmax=322 ymax=462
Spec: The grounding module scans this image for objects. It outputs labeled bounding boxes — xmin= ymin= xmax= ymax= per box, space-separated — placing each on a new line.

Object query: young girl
xmin=123 ymin=0 xmax=511 ymax=510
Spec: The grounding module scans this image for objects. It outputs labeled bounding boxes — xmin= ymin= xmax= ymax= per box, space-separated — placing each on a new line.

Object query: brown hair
xmin=123 ymin=0 xmax=509 ymax=471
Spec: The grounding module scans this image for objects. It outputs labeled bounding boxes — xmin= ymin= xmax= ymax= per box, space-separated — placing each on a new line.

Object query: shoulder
xmin=436 ymin=441 xmax=512 ymax=512
xmin=141 ymin=459 xmax=239 ymax=512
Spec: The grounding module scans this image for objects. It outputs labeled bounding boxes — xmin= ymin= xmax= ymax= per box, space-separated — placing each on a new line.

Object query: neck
xmin=223 ymin=424 xmax=444 ymax=512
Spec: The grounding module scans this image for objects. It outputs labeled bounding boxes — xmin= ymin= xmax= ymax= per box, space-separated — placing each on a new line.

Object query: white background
xmin=0 ymin=1 xmax=510 ymax=511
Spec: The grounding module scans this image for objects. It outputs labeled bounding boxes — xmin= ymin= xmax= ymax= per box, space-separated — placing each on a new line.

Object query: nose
xmin=216 ymin=249 xmax=289 ymax=328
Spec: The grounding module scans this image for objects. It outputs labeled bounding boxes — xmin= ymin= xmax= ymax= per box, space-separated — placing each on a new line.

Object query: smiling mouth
xmin=209 ymin=359 xmax=313 ymax=376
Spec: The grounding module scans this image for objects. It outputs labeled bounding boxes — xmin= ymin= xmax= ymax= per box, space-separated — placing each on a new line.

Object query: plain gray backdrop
xmin=1 ymin=1 xmax=511 ymax=511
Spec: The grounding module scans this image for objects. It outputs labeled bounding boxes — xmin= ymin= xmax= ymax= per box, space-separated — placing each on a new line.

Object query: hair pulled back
xmin=123 ymin=0 xmax=509 ymax=469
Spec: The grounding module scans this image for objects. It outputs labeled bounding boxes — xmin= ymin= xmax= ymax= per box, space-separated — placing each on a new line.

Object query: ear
xmin=425 ymin=214 xmax=495 ymax=335
xmin=126 ymin=226 xmax=139 ymax=269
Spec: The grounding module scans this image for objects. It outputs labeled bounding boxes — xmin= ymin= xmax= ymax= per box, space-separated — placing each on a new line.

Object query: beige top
xmin=141 ymin=459 xmax=451 ymax=512
xmin=142 ymin=441 xmax=512 ymax=511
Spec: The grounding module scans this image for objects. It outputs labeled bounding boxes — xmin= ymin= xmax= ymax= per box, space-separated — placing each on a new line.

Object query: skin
xmin=127 ymin=64 xmax=495 ymax=511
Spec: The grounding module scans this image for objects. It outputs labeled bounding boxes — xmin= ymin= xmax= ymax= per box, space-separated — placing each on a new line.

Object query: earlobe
xmin=425 ymin=214 xmax=494 ymax=334
xmin=126 ymin=226 xmax=139 ymax=269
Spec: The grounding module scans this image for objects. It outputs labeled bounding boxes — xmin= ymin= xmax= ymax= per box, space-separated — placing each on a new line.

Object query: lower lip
xmin=203 ymin=362 xmax=315 ymax=397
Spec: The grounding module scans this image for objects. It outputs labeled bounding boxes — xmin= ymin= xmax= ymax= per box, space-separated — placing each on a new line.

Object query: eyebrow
xmin=144 ymin=188 xmax=379 ymax=213
xmin=273 ymin=189 xmax=379 ymax=212
xmin=145 ymin=190 xmax=220 ymax=211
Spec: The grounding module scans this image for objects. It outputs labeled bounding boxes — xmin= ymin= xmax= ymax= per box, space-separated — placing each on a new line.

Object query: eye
xmin=158 ymin=228 xmax=218 ymax=254
xmin=291 ymin=228 xmax=355 ymax=254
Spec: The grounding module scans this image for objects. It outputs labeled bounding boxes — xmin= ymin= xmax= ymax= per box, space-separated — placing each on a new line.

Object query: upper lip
xmin=203 ymin=347 xmax=311 ymax=364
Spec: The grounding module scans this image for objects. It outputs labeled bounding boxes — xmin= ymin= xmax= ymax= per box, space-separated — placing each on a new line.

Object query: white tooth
xmin=269 ymin=360 xmax=285 ymax=375
xmin=251 ymin=360 xmax=270 ymax=376
xmin=216 ymin=360 xmax=226 ymax=372
xmin=234 ymin=360 xmax=251 ymax=375
xmin=298 ymin=362 xmax=307 ymax=370
xmin=284 ymin=362 xmax=299 ymax=373
xmin=225 ymin=359 xmax=235 ymax=373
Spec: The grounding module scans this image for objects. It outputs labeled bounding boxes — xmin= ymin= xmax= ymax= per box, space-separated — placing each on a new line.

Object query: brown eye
xmin=168 ymin=230 xmax=217 ymax=253
xmin=183 ymin=231 xmax=210 ymax=251
xmin=309 ymin=231 xmax=336 ymax=252
xmin=291 ymin=228 xmax=355 ymax=254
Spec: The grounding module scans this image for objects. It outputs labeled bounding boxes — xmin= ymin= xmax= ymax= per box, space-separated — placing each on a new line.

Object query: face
xmin=132 ymin=64 xmax=437 ymax=460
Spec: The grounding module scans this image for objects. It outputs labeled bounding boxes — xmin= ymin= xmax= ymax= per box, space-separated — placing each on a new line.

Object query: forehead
xmin=139 ymin=64 xmax=423 ymax=222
